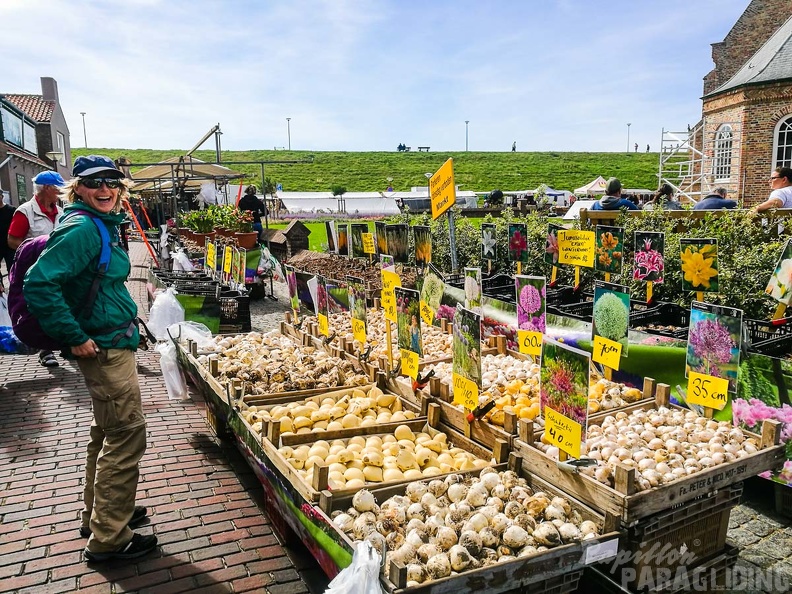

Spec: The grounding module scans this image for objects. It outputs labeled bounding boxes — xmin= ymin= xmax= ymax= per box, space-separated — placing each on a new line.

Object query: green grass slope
xmin=73 ymin=148 xmax=664 ymax=193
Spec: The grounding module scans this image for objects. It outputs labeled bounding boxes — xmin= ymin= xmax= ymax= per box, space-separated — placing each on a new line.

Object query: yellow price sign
xmin=401 ymin=349 xmax=419 ymax=379
xmin=352 ymin=317 xmax=366 ymax=345
xmin=362 ymin=233 xmax=376 ymax=254
xmin=420 ymin=300 xmax=435 ymax=327
xmin=452 ymin=373 xmax=479 ymax=411
xmin=430 ymin=158 xmax=456 ymax=220
xmin=687 ymin=371 xmax=729 ymax=410
xmin=544 ymin=407 xmax=583 ymax=459
xmin=517 ymin=330 xmax=543 ymax=357
xmin=206 ymin=242 xmax=216 ymax=270
xmin=592 ymin=335 xmax=622 ymax=370
xmin=318 ymin=313 xmax=329 ymax=337
xmin=381 ymin=269 xmax=401 ymax=323
xmin=223 ymin=246 xmax=233 ymax=274
xmin=558 ymin=230 xmax=595 ymax=268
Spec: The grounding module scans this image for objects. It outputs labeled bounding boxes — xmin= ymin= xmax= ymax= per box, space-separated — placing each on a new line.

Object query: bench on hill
xmin=417 ymin=146 xmax=430 ymax=152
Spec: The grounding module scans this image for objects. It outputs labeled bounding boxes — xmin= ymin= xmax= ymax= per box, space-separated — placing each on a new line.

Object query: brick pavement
xmin=0 ymin=241 xmax=318 ymax=594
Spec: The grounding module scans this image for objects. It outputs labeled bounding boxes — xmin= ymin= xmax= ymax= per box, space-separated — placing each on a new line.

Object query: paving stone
xmin=728 ymin=527 xmax=762 ymax=547
xmin=744 ymin=518 xmax=779 ymax=538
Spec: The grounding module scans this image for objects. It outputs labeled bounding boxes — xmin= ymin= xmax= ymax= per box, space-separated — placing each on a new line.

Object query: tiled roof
xmin=1 ymin=94 xmax=54 ymax=122
xmin=709 ymin=15 xmax=792 ymax=96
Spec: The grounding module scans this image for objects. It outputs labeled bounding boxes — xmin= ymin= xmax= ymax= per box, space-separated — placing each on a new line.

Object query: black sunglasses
xmin=80 ymin=178 xmax=123 ymax=189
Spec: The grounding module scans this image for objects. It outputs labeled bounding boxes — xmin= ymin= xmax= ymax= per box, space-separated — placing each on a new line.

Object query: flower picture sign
xmin=595 ymin=225 xmax=624 ymax=275
xmin=396 ymin=287 xmax=422 ymax=378
xmin=515 ymin=276 xmax=546 ymax=357
xmin=481 ymin=223 xmax=497 ymax=261
xmin=766 ymin=238 xmax=792 ymax=306
xmin=413 ymin=225 xmax=431 ymax=267
xmin=337 ymin=224 xmax=349 ymax=257
xmin=508 ymin=223 xmax=529 ymax=263
xmin=350 ymin=223 xmax=368 ymax=258
xmin=464 ymin=267 xmax=482 ymax=313
xmin=386 ymin=224 xmax=409 ymax=264
xmin=375 ymin=221 xmax=388 ymax=256
xmin=347 ymin=275 xmax=367 ymax=346
xmin=419 ymin=265 xmax=445 ymax=327
xmin=452 ymin=305 xmax=482 ymax=411
xmin=592 ymin=281 xmax=630 ymax=361
xmin=680 ymin=238 xmax=718 ymax=293
xmin=544 ymin=224 xmax=562 ymax=266
xmin=686 ymin=302 xmax=742 ymax=394
xmin=633 ymin=231 xmax=664 ymax=283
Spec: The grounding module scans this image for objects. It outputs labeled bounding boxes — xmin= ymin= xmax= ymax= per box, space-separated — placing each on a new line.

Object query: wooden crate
xmin=775 ymin=481 xmax=792 ymax=519
xmin=321 ymin=454 xmax=621 ymax=594
xmin=512 ymin=390 xmax=785 ymax=526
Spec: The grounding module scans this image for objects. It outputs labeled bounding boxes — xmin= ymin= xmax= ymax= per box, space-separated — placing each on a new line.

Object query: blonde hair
xmin=61 ymin=177 xmax=131 ymax=213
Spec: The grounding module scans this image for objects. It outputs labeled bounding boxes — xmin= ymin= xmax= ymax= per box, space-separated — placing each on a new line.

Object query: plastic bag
xmin=324 ymin=540 xmax=384 ymax=594
xmin=172 ymin=250 xmax=195 ymax=272
xmin=148 ymin=287 xmax=185 ymax=341
xmin=155 ymin=341 xmax=189 ymax=401
xmin=0 ymin=294 xmax=11 ymax=328
xmin=167 ymin=321 xmax=214 ymax=350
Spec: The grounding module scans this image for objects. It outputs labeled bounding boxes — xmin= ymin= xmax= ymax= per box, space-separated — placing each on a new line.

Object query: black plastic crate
xmin=554 ymin=299 xmax=653 ymax=323
xmin=749 ymin=333 xmax=792 ymax=357
xmin=744 ymin=316 xmax=792 ymax=344
xmin=630 ymin=302 xmax=690 ymax=339
xmin=219 ymin=291 xmax=251 ymax=332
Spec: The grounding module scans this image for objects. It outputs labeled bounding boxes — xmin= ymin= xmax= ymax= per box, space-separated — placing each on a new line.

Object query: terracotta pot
xmin=216 ymin=227 xmax=232 ymax=238
xmin=193 ymin=231 xmax=217 ymax=246
xmin=234 ymin=231 xmax=258 ymax=249
xmin=179 ymin=228 xmax=195 ymax=243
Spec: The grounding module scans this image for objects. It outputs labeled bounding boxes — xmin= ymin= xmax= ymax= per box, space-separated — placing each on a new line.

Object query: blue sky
xmin=1 ymin=0 xmax=751 ymax=152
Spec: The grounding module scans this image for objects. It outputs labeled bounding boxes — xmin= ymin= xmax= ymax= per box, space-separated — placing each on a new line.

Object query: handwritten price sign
xmin=362 ymin=233 xmax=376 ymax=254
xmin=545 ymin=407 xmax=583 ymax=459
xmin=352 ymin=318 xmax=366 ymax=345
xmin=592 ymin=336 xmax=622 ymax=370
xmin=420 ymin=300 xmax=435 ymax=327
xmin=452 ymin=373 xmax=478 ymax=411
xmin=400 ymin=349 xmax=419 ymax=379
xmin=381 ymin=269 xmax=401 ymax=323
xmin=687 ymin=371 xmax=729 ymax=410
xmin=558 ymin=230 xmax=595 ymax=268
xmin=517 ymin=330 xmax=543 ymax=357
xmin=223 ymin=246 xmax=233 ymax=274
xmin=318 ymin=313 xmax=329 ymax=337
xmin=206 ymin=242 xmax=216 ymax=271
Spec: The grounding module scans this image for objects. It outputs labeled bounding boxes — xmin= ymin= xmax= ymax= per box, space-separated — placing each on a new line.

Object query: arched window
xmin=774 ymin=115 xmax=792 ymax=169
xmin=713 ymin=124 xmax=732 ymax=181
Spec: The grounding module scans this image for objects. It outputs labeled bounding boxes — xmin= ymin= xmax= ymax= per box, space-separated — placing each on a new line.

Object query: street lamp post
xmin=286 ymin=118 xmax=291 ymax=151
xmin=465 ymin=120 xmax=469 ymax=151
xmin=427 ymin=171 xmax=459 ymax=271
xmin=627 ymin=123 xmax=631 ymax=154
xmin=80 ymin=112 xmax=87 ymax=148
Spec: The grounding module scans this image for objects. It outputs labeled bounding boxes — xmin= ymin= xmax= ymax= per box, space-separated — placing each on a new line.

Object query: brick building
xmin=692 ymin=2 xmax=792 ymax=205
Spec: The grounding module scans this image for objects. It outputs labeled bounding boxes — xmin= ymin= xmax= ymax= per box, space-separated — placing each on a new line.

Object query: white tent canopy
xmin=276 ymin=191 xmax=401 ymax=216
xmin=574 ymin=176 xmax=608 ymax=196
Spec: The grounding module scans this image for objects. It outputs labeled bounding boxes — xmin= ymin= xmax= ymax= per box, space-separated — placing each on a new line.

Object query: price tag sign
xmin=206 ymin=242 xmax=216 ymax=272
xmin=362 ymin=233 xmax=376 ymax=254
xmin=453 ymin=373 xmax=478 ymax=411
xmin=592 ymin=335 xmax=622 ymax=370
xmin=420 ymin=300 xmax=435 ymax=327
xmin=517 ymin=330 xmax=543 ymax=357
xmin=545 ymin=407 xmax=583 ymax=459
xmin=381 ymin=269 xmax=401 ymax=323
xmin=558 ymin=230 xmax=595 ymax=268
xmin=401 ymin=349 xmax=419 ymax=379
xmin=223 ymin=246 xmax=233 ymax=274
xmin=318 ymin=313 xmax=329 ymax=337
xmin=352 ymin=317 xmax=366 ymax=345
xmin=686 ymin=371 xmax=729 ymax=410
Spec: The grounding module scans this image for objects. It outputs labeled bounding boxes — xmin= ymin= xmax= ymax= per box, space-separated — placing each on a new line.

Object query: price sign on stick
xmin=592 ymin=336 xmax=622 ymax=370
xmin=352 ymin=318 xmax=366 ymax=345
xmin=517 ymin=330 xmax=542 ymax=357
xmin=558 ymin=230 xmax=595 ymax=268
xmin=453 ymin=373 xmax=478 ymax=411
xmin=545 ymin=408 xmax=583 ymax=459
xmin=687 ymin=371 xmax=729 ymax=410
xmin=362 ymin=233 xmax=375 ymax=254
xmin=318 ymin=313 xmax=329 ymax=337
xmin=223 ymin=246 xmax=233 ymax=275
xmin=401 ymin=349 xmax=419 ymax=379
xmin=420 ymin=300 xmax=435 ymax=327
xmin=206 ymin=242 xmax=216 ymax=274
xmin=381 ymin=269 xmax=401 ymax=323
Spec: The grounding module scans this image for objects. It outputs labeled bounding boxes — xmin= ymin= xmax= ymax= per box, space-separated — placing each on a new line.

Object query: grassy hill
xmin=72 ymin=148 xmax=665 ymax=193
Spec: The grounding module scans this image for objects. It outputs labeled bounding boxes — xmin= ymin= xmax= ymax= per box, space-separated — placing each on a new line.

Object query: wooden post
xmin=189 ymin=340 xmax=198 ymax=357
xmin=495 ymin=335 xmax=507 ymax=354
xmin=508 ymin=451 xmax=523 ymax=474
xmin=503 ymin=411 xmax=518 ymax=436
xmin=655 ymin=383 xmax=671 ymax=407
xmin=209 ymin=357 xmax=219 ymax=377
xmin=284 ymin=311 xmax=292 ymax=324
xmin=614 ymin=464 xmax=636 ymax=495
xmin=493 ymin=438 xmax=509 ymax=464
xmin=642 ymin=377 xmax=656 ymax=400
xmin=439 ymin=382 xmax=451 ymax=403
xmin=760 ymin=419 xmax=782 ymax=448
xmin=389 ymin=561 xmax=407 ymax=589
xmin=427 ymin=403 xmax=441 ymax=428
xmin=268 ymin=420 xmax=282 ymax=447
xmin=312 ymin=463 xmax=330 ymax=492
xmin=429 ymin=377 xmax=442 ymax=397
xmin=518 ymin=419 xmax=534 ymax=444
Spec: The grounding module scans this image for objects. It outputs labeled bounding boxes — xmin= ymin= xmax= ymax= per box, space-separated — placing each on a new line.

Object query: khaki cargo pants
xmin=77 ymin=348 xmax=147 ymax=553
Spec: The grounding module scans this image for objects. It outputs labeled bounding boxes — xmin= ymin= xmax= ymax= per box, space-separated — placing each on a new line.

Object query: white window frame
xmin=713 ymin=124 xmax=733 ymax=182
xmin=773 ymin=114 xmax=792 ymax=170
xmin=56 ymin=132 xmax=66 ymax=165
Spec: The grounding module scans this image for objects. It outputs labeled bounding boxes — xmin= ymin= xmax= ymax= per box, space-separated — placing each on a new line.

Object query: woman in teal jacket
xmin=25 ymin=155 xmax=157 ymax=563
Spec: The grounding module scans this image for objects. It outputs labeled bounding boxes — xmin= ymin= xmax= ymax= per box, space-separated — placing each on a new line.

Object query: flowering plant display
xmin=481 ymin=297 xmax=519 ymax=350
xmin=766 ymin=238 xmax=792 ymax=305
xmin=686 ymin=302 xmax=742 ymax=393
xmin=508 ymin=223 xmax=529 ymax=263
xmin=544 ymin=224 xmax=562 ymax=265
xmin=595 ymin=225 xmax=624 ymax=275
xmin=541 ymin=338 xmax=590 ymax=426
xmin=375 ymin=221 xmax=388 ymax=256
xmin=592 ymin=282 xmax=630 ymax=354
xmin=350 ymin=223 xmax=368 ymax=258
xmin=379 ymin=254 xmax=394 ymax=269
xmin=396 ymin=287 xmax=422 ymax=356
xmin=316 ymin=276 xmax=329 ymax=318
xmin=680 ymin=238 xmax=718 ymax=292
xmin=347 ymin=275 xmax=367 ymax=333
xmin=734 ymin=397 xmax=792 ymax=486
xmin=633 ymin=231 xmax=664 ymax=283
xmin=386 ymin=224 xmax=409 ymax=264
xmin=419 ymin=267 xmax=445 ymax=315
xmin=337 ymin=224 xmax=349 ymax=257
xmin=481 ymin=223 xmax=497 ymax=260
xmin=285 ymin=265 xmax=299 ymax=312
xmin=452 ymin=306 xmax=481 ymax=386
xmin=515 ymin=275 xmax=546 ymax=333
xmin=413 ymin=225 xmax=432 ymax=267
xmin=464 ymin=267 xmax=482 ymax=312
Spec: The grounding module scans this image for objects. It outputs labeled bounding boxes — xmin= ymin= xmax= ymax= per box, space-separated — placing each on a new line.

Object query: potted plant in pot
xmin=188 ymin=208 xmax=217 ymax=244
xmin=233 ymin=209 xmax=258 ymax=249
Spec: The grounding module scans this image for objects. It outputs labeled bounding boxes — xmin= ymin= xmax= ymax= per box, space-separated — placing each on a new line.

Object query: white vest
xmin=17 ymin=198 xmax=64 ymax=239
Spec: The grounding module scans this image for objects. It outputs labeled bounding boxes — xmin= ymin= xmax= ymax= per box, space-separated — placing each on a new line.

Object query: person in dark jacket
xmin=0 ymin=193 xmax=15 ymax=280
xmin=237 ymin=185 xmax=268 ymax=242
xmin=25 ymin=155 xmax=156 ymax=563
xmin=694 ymin=188 xmax=737 ymax=210
xmin=591 ymin=178 xmax=638 ymax=211
xmin=644 ymin=183 xmax=683 ymax=210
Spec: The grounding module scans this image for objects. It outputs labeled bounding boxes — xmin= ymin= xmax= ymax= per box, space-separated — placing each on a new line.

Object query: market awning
xmin=129 ymin=156 xmax=246 ymax=192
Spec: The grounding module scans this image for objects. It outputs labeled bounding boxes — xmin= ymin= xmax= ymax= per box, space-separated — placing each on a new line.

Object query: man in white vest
xmin=7 ymin=170 xmax=65 ymax=367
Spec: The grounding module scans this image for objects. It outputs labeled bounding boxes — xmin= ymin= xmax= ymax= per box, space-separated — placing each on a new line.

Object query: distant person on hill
xmin=591 ymin=178 xmax=638 ymax=211
xmin=644 ymin=183 xmax=683 ymax=210
xmin=646 ymin=144 xmax=650 ymax=153
xmin=238 ymin=185 xmax=268 ymax=242
xmin=752 ymin=167 xmax=792 ymax=213
xmin=512 ymin=141 xmax=516 ymax=152
xmin=694 ymin=188 xmax=737 ymax=210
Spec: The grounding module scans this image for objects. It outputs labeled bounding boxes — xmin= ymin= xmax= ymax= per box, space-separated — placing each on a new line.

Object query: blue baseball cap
xmin=32 ymin=171 xmax=65 ymax=186
xmin=72 ymin=155 xmax=124 ymax=179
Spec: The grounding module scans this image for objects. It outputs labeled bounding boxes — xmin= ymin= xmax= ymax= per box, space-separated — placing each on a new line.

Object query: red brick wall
xmin=703 ymin=0 xmax=792 ymax=95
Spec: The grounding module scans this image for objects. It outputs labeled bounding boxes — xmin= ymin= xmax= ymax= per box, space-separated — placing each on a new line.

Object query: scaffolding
xmin=658 ymin=120 xmax=742 ymax=203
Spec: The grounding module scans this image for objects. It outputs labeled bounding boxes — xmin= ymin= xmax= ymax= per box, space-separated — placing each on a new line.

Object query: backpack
xmin=8 ymin=210 xmax=112 ymax=350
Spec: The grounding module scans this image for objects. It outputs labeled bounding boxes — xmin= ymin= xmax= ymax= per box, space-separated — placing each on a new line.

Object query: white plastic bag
xmin=155 ymin=341 xmax=189 ymax=401
xmin=0 ymin=294 xmax=11 ymax=328
xmin=167 ymin=321 xmax=214 ymax=350
xmin=148 ymin=287 xmax=185 ymax=341
xmin=172 ymin=250 xmax=195 ymax=272
xmin=324 ymin=540 xmax=384 ymax=594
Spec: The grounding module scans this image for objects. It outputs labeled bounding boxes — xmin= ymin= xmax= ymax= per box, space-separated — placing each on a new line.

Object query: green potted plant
xmin=233 ymin=209 xmax=258 ymax=249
